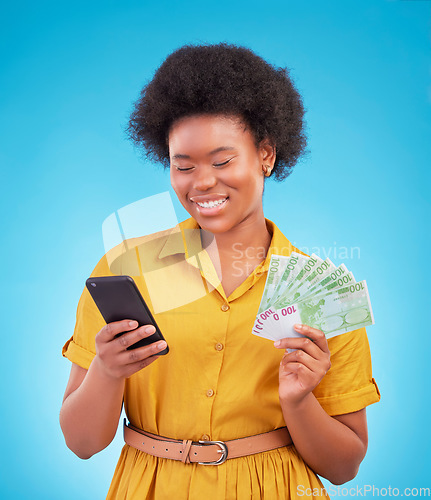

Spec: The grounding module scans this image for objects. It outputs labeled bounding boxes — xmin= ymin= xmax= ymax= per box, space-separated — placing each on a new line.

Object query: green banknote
xmin=259 ymin=252 xmax=305 ymax=313
xmin=275 ymin=257 xmax=336 ymax=307
xmin=253 ymin=254 xmax=374 ymax=341
xmin=297 ymin=270 xmax=356 ymax=303
xmin=273 ymin=253 xmax=322 ymax=306
xmin=299 ymin=264 xmax=349 ymax=302
xmin=271 ymin=252 xmax=309 ymax=303
xmin=295 ymin=280 xmax=374 ymax=337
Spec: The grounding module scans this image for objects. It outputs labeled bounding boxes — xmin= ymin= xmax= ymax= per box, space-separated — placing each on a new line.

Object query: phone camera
xmin=91 ymin=282 xmax=96 ymax=287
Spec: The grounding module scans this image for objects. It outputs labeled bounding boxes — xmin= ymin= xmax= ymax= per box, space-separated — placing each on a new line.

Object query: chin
xmin=194 ymin=216 xmax=234 ymax=234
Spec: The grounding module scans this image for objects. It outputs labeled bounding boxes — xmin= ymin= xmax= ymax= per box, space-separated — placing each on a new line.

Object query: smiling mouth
xmin=195 ymin=197 xmax=228 ymax=208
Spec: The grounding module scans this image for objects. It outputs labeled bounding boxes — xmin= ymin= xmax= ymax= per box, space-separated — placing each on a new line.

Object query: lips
xmin=195 ymin=198 xmax=227 ymax=208
xmin=189 ymin=195 xmax=228 ymax=202
xmin=189 ymin=195 xmax=229 ymax=215
xmin=189 ymin=195 xmax=229 ymax=207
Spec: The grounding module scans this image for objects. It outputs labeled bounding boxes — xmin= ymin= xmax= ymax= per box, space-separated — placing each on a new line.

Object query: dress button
xmin=201 ymin=434 xmax=210 ymax=441
xmin=221 ymin=303 xmax=230 ymax=312
xmin=215 ymin=343 xmax=224 ymax=351
xmin=206 ymin=389 xmax=214 ymax=397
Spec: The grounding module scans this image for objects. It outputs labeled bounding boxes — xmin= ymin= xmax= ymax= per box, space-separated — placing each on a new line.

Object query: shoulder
xmin=265 ymin=218 xmax=309 ymax=259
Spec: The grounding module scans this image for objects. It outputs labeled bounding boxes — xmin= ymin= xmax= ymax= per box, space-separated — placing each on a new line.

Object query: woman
xmin=60 ymin=43 xmax=380 ymax=499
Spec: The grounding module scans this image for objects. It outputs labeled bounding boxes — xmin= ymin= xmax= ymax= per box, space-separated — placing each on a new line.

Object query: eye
xmin=213 ymin=158 xmax=233 ymax=167
xmin=174 ymin=166 xmax=194 ymax=172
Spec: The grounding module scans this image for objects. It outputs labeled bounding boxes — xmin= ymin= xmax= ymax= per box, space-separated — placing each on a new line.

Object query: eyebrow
xmin=171 ymin=146 xmax=237 ymax=160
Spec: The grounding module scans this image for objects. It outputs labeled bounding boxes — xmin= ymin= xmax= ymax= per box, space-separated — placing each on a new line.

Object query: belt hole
xmin=180 ymin=451 xmax=182 ymax=454
xmin=166 ymin=448 xmax=169 ymax=451
xmin=152 ymin=446 xmax=155 ymax=449
xmin=194 ymin=452 xmax=197 ymax=455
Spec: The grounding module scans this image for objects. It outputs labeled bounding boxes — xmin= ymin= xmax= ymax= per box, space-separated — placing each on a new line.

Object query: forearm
xmin=281 ymin=392 xmax=366 ymax=484
xmin=60 ymin=357 xmax=125 ymax=459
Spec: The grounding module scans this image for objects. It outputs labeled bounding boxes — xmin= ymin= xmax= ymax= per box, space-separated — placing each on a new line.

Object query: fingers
xmin=275 ymin=324 xmax=332 ymax=380
xmin=275 ymin=336 xmax=322 ymax=358
xmin=274 ymin=324 xmax=330 ymax=355
xmin=95 ymin=320 xmax=167 ymax=380
xmin=280 ymin=361 xmax=313 ymax=378
xmin=279 ymin=348 xmax=331 ymax=394
xmin=280 ymin=348 xmax=322 ymax=373
xmin=295 ymin=324 xmax=330 ymax=354
xmin=97 ymin=320 xmax=159 ymax=351
xmin=118 ymin=339 xmax=168 ymax=367
xmin=114 ymin=325 xmax=157 ymax=351
xmin=117 ymin=342 xmax=168 ymax=378
xmin=98 ymin=319 xmax=140 ymax=342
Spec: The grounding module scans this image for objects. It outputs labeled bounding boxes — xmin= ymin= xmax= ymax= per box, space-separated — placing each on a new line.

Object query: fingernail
xmin=157 ymin=341 xmax=167 ymax=349
xmin=294 ymin=324 xmax=302 ymax=331
xmin=129 ymin=321 xmax=138 ymax=328
xmin=274 ymin=340 xmax=281 ymax=347
xmin=145 ymin=326 xmax=155 ymax=334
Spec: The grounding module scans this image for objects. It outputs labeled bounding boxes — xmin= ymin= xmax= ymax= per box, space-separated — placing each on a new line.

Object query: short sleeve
xmin=62 ymin=254 xmax=112 ymax=370
xmin=312 ymin=327 xmax=380 ymax=416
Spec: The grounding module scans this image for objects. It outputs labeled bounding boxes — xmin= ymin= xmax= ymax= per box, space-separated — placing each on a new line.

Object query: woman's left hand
xmin=274 ymin=324 xmax=331 ymax=408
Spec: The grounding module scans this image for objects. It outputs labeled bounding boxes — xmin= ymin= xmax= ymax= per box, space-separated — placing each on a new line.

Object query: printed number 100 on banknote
xmin=253 ymin=254 xmax=375 ymax=341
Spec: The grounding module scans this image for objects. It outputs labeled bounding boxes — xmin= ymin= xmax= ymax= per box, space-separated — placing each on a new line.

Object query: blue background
xmin=1 ymin=0 xmax=430 ymax=497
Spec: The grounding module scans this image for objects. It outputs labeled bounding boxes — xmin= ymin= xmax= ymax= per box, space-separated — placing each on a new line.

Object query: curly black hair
xmin=126 ymin=43 xmax=307 ymax=181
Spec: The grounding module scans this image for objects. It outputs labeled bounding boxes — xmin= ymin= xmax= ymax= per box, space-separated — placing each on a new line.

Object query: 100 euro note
xmin=274 ymin=257 xmax=337 ymax=308
xmin=258 ymin=253 xmax=306 ymax=313
xmin=272 ymin=253 xmax=320 ymax=305
xmin=298 ymin=264 xmax=351 ymax=302
xmin=258 ymin=254 xmax=294 ymax=313
xmin=253 ymin=254 xmax=374 ymax=341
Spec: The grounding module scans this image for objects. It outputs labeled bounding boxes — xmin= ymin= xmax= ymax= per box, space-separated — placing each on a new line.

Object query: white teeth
xmin=196 ymin=198 xmax=227 ymax=208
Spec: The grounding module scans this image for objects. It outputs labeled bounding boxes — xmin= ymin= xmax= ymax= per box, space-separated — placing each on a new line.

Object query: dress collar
xmin=158 ymin=216 xmax=300 ymax=268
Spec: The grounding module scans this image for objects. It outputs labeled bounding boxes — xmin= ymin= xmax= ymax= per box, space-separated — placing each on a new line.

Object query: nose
xmin=192 ymin=165 xmax=217 ymax=191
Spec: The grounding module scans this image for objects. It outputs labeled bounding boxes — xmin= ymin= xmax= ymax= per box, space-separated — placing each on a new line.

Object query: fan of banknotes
xmin=252 ymin=253 xmax=374 ymax=341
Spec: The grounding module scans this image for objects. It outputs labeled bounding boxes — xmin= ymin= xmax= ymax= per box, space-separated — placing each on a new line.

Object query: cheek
xmin=251 ymin=178 xmax=264 ymax=202
xmin=244 ymin=175 xmax=264 ymax=206
xmin=170 ymin=170 xmax=183 ymax=196
xmin=237 ymin=166 xmax=264 ymax=197
xmin=170 ymin=174 xmax=192 ymax=211
xmin=220 ymin=165 xmax=263 ymax=198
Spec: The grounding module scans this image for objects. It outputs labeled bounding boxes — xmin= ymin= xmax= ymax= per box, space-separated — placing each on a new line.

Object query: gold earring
xmin=262 ymin=165 xmax=272 ymax=177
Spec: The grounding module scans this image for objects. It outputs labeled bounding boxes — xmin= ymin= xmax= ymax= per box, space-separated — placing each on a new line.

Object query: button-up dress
xmin=62 ymin=217 xmax=380 ymax=499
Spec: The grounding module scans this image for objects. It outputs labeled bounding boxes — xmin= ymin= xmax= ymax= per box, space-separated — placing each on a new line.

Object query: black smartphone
xmin=85 ymin=275 xmax=169 ymax=355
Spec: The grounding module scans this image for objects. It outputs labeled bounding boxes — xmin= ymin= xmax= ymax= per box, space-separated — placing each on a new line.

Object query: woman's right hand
xmin=94 ymin=320 xmax=167 ymax=380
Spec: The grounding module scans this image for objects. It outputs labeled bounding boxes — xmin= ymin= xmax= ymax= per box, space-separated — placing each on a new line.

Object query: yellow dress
xmin=62 ymin=217 xmax=380 ymax=499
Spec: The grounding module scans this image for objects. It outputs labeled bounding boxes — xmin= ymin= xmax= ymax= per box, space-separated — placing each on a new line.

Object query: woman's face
xmin=169 ymin=114 xmax=273 ymax=235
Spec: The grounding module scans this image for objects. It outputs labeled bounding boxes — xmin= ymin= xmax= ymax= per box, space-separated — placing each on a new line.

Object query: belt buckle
xmin=197 ymin=440 xmax=228 ymax=465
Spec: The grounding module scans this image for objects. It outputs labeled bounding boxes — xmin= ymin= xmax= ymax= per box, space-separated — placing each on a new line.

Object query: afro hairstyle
xmin=126 ymin=43 xmax=307 ymax=181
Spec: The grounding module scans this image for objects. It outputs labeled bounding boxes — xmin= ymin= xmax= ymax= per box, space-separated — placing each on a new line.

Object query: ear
xmin=259 ymin=138 xmax=276 ymax=168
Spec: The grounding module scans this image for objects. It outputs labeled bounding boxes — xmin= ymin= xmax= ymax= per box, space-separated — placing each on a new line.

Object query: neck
xmin=200 ymin=212 xmax=272 ymax=261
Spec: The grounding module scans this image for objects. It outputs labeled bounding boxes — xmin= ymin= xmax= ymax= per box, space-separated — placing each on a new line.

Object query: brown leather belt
xmin=123 ymin=419 xmax=292 ymax=465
